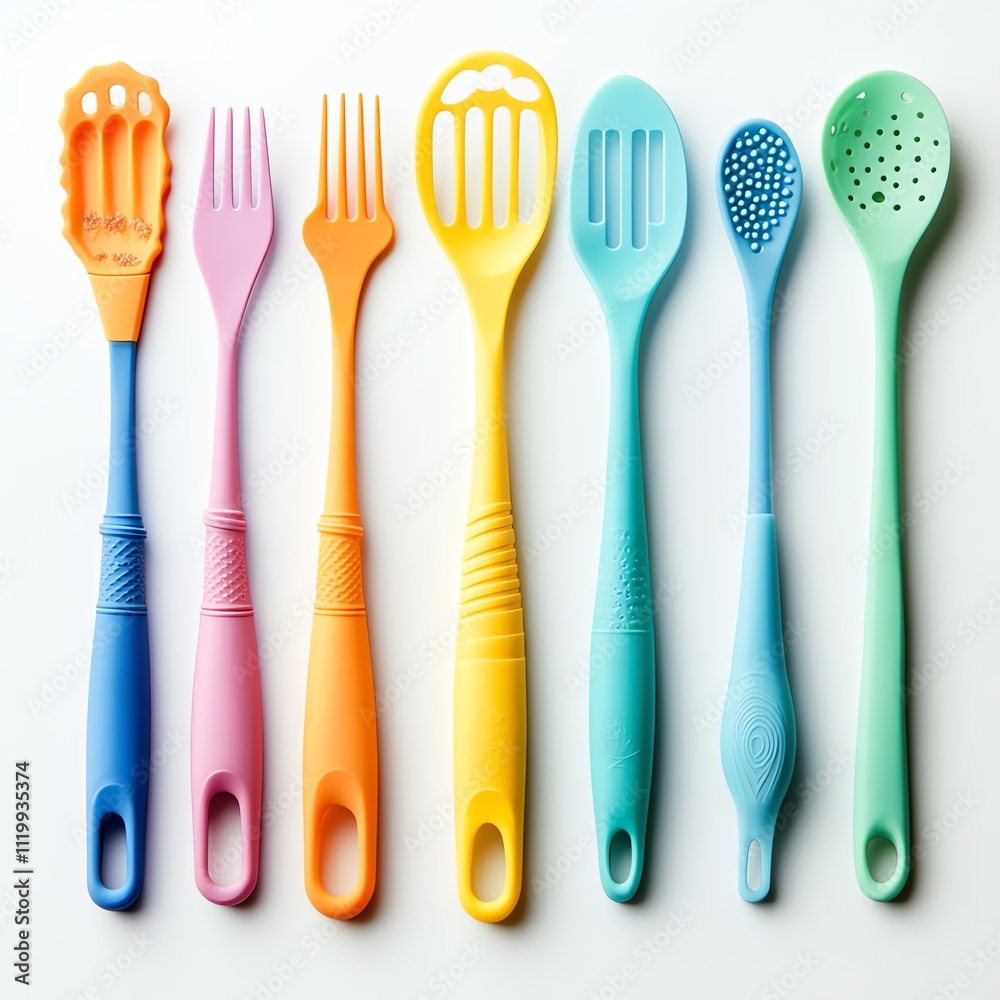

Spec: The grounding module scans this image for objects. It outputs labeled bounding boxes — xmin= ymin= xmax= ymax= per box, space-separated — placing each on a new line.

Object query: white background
xmin=2 ymin=0 xmax=999 ymax=997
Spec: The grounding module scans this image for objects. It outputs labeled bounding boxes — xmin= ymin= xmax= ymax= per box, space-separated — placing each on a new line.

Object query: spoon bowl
xmin=823 ymin=71 xmax=949 ymax=266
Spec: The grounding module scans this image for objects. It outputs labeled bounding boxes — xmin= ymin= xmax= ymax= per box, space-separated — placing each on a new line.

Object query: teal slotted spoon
xmin=569 ymin=76 xmax=687 ymax=901
xmin=823 ymin=71 xmax=951 ymax=901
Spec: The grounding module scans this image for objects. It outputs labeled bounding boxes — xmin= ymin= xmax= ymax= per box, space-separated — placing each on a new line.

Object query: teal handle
xmin=590 ymin=625 xmax=654 ymax=901
xmin=854 ymin=265 xmax=909 ymax=901
xmin=720 ymin=514 xmax=795 ymax=902
xmin=589 ymin=328 xmax=655 ymax=902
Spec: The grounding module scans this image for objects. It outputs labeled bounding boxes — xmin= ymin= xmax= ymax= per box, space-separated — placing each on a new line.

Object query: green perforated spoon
xmin=823 ymin=71 xmax=950 ymax=902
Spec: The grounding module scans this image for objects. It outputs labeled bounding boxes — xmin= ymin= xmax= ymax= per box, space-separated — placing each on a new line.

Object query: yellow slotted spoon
xmin=415 ymin=51 xmax=557 ymax=922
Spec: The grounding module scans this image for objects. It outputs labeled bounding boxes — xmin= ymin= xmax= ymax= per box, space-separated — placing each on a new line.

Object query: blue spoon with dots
xmin=716 ymin=121 xmax=801 ymax=902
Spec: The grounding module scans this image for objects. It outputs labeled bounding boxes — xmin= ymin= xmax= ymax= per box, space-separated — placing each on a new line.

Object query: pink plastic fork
xmin=191 ymin=108 xmax=273 ymax=905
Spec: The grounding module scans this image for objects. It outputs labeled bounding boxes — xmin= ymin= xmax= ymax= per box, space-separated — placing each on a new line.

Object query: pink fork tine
xmin=199 ymin=108 xmax=217 ymax=211
xmin=220 ymin=107 xmax=234 ymax=209
xmin=257 ymin=109 xmax=271 ymax=213
xmin=239 ymin=108 xmax=252 ymax=211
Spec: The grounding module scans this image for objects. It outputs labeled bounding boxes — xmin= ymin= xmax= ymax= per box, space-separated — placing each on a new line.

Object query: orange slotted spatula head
xmin=59 ymin=63 xmax=170 ymax=341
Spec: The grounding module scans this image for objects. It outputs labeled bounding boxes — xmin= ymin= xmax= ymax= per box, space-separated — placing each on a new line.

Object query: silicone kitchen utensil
xmin=59 ymin=63 xmax=170 ymax=910
xmin=717 ymin=121 xmax=800 ymax=902
xmin=568 ymin=76 xmax=686 ymax=902
xmin=823 ymin=73 xmax=950 ymax=901
xmin=191 ymin=108 xmax=273 ymax=905
xmin=416 ymin=51 xmax=557 ymax=922
xmin=301 ymin=95 xmax=392 ymax=919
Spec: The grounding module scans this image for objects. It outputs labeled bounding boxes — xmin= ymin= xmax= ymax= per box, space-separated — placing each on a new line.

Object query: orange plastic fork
xmin=301 ymin=95 xmax=393 ymax=919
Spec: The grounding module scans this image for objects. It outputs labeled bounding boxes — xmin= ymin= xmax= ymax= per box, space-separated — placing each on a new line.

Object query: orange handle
xmin=302 ymin=515 xmax=378 ymax=919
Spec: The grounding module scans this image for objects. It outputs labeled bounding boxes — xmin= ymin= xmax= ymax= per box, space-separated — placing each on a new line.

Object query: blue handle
xmin=589 ymin=328 xmax=655 ymax=902
xmin=86 ymin=342 xmax=150 ymax=910
xmin=720 ymin=514 xmax=796 ymax=901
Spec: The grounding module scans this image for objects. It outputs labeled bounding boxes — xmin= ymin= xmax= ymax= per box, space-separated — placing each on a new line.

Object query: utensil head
xmin=822 ymin=71 xmax=950 ymax=265
xmin=415 ymin=51 xmax=557 ymax=287
xmin=193 ymin=108 xmax=274 ymax=337
xmin=302 ymin=94 xmax=394 ymax=313
xmin=60 ymin=63 xmax=170 ymax=276
xmin=569 ymin=76 xmax=686 ymax=310
xmin=717 ymin=121 xmax=801 ymax=283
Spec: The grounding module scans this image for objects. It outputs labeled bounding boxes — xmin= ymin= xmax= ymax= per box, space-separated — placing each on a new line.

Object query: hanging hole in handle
xmin=137 ymin=92 xmax=152 ymax=115
xmin=207 ymin=792 xmax=243 ymax=887
xmin=99 ymin=814 xmax=128 ymax=890
xmin=319 ymin=806 xmax=359 ymax=897
xmin=865 ymin=836 xmax=898 ymax=883
xmin=81 ymin=91 xmax=98 ymax=114
xmin=109 ymin=84 xmax=126 ymax=108
xmin=745 ymin=840 xmax=763 ymax=893
xmin=471 ymin=823 xmax=506 ymax=903
xmin=608 ymin=829 xmax=633 ymax=884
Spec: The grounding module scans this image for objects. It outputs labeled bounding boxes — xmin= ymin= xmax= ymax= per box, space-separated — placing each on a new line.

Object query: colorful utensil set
xmin=58 ymin=55 xmax=951 ymax=920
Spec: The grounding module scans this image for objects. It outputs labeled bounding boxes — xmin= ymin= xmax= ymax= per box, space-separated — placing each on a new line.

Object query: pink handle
xmin=191 ymin=512 xmax=263 ymax=905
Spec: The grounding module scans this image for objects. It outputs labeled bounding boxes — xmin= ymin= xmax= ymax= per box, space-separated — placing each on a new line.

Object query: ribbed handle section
xmin=459 ymin=502 xmax=522 ymax=621
xmin=315 ymin=515 xmax=365 ymax=615
xmin=454 ymin=500 xmax=526 ymax=922
xmin=202 ymin=510 xmax=251 ymax=612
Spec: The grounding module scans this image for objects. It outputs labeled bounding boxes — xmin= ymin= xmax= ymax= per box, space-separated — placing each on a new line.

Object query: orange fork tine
xmin=356 ymin=96 xmax=367 ymax=220
xmin=374 ymin=96 xmax=385 ymax=216
xmin=336 ymin=94 xmax=348 ymax=221
xmin=316 ymin=95 xmax=328 ymax=216
xmin=313 ymin=94 xmax=388 ymax=222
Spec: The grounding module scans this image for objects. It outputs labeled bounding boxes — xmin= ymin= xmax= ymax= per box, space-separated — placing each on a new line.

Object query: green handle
xmin=854 ymin=262 xmax=909 ymax=901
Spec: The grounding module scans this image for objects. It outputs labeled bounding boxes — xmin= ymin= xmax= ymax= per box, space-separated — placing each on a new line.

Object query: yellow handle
xmin=454 ymin=497 xmax=526 ymax=922
xmin=302 ymin=516 xmax=377 ymax=919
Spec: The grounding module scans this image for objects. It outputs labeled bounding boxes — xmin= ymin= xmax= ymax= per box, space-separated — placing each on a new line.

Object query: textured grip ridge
xmin=460 ymin=503 xmax=522 ymax=619
xmin=315 ymin=516 xmax=365 ymax=614
xmin=593 ymin=529 xmax=652 ymax=631
xmin=202 ymin=510 xmax=251 ymax=611
xmin=726 ymin=685 xmax=791 ymax=804
xmin=98 ymin=526 xmax=146 ymax=611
